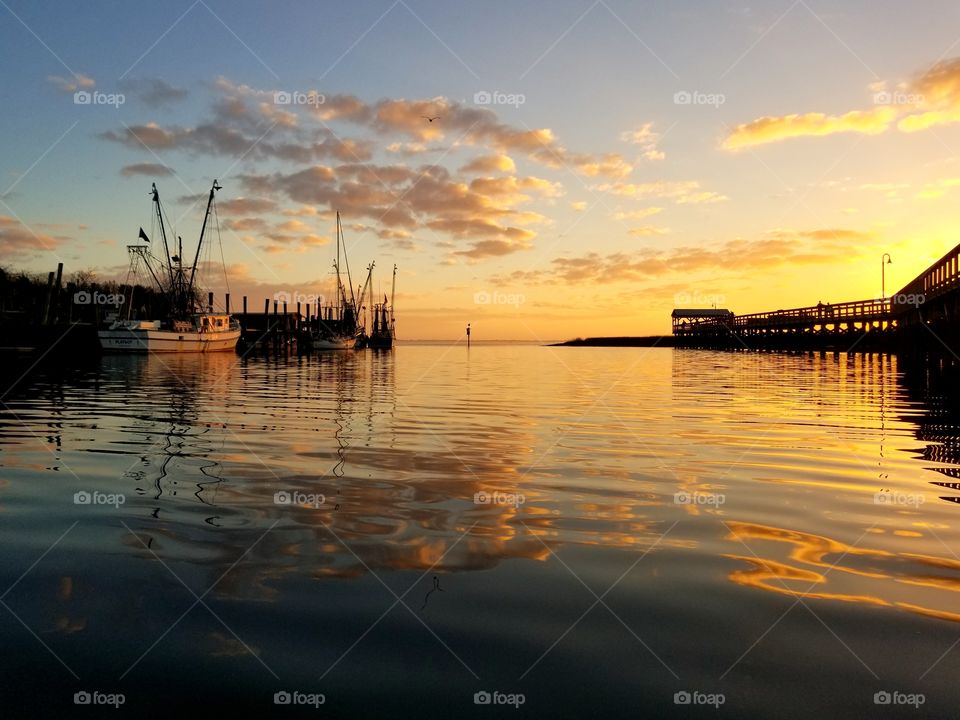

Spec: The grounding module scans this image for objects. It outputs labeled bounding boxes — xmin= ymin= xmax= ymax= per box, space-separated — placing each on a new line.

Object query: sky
xmin=3 ymin=0 xmax=960 ymax=340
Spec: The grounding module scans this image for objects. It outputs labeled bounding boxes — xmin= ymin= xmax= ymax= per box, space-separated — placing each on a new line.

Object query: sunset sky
xmin=3 ymin=0 xmax=960 ymax=340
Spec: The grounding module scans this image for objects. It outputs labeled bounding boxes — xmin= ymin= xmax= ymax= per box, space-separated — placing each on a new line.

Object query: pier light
xmin=881 ymin=253 xmax=892 ymax=301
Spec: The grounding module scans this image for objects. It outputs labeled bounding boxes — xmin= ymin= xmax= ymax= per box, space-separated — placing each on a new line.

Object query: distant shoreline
xmin=549 ymin=336 xmax=676 ymax=347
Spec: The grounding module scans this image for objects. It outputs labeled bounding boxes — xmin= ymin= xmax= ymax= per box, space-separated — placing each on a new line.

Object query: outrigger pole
xmin=390 ymin=263 xmax=397 ymax=331
xmin=187 ymin=179 xmax=221 ymax=306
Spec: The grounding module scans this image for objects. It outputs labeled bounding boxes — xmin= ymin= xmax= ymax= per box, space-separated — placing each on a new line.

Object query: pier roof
xmin=671 ymin=308 xmax=733 ymax=318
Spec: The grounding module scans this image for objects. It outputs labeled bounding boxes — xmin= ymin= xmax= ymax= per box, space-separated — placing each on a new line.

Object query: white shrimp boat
xmin=99 ymin=316 xmax=240 ymax=352
xmin=99 ymin=180 xmax=240 ymax=354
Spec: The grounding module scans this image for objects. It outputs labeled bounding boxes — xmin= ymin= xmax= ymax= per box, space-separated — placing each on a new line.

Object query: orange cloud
xmin=594 ymin=180 xmax=719 ymax=205
xmin=723 ymin=108 xmax=896 ymax=150
xmin=724 ymin=56 xmax=960 ymax=148
xmin=492 ymin=226 xmax=873 ymax=285
xmin=627 ymin=226 xmax=670 ymax=236
xmin=460 ymin=154 xmax=516 ymax=174
xmin=0 ymin=216 xmax=69 ymax=259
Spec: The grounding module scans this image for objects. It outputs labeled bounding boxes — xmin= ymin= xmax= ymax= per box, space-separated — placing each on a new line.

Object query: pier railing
xmin=732 ymin=298 xmax=891 ymax=329
xmin=893 ymin=241 xmax=960 ymax=309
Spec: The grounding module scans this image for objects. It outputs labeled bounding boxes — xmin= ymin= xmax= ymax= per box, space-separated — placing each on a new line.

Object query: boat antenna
xmin=187 ymin=179 xmax=222 ymax=307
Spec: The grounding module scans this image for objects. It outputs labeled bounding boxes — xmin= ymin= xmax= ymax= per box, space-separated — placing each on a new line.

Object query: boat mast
xmin=151 ymin=183 xmax=175 ymax=292
xmin=358 ymin=262 xmax=375 ymax=332
xmin=368 ymin=262 xmax=375 ymax=333
xmin=334 ymin=211 xmax=344 ymax=319
xmin=187 ymin=179 xmax=221 ymax=308
xmin=338 ymin=212 xmax=356 ymax=313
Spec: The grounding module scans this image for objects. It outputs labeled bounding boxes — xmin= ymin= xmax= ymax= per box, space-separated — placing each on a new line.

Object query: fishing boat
xmin=98 ymin=180 xmax=240 ymax=353
xmin=356 ymin=263 xmax=396 ymax=350
xmin=311 ymin=212 xmax=361 ymax=350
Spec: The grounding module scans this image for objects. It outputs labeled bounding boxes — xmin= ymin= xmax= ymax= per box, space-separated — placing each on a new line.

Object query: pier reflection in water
xmin=1 ymin=346 xmax=960 ymax=717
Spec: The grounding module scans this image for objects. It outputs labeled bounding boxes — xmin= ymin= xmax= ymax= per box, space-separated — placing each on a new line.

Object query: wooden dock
xmin=671 ymin=241 xmax=960 ymax=354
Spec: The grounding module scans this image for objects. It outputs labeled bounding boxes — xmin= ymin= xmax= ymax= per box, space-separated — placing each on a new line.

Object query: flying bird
xmin=422 ymin=115 xmax=440 ymax=122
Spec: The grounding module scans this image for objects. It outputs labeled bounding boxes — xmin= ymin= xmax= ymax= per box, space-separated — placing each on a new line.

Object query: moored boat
xmin=99 ymin=180 xmax=240 ymax=353
xmin=310 ymin=212 xmax=361 ymax=350
xmin=356 ymin=263 xmax=396 ymax=350
xmin=99 ymin=316 xmax=239 ymax=352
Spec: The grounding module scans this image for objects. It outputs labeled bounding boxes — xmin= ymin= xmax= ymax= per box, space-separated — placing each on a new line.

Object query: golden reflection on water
xmin=63 ymin=351 xmax=683 ymax=593
xmin=724 ymin=520 xmax=960 ymax=623
xmin=4 ymin=346 xmax=960 ymax=630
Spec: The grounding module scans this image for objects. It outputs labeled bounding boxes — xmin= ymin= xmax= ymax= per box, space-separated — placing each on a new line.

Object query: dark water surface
xmin=2 ymin=346 xmax=959 ymax=718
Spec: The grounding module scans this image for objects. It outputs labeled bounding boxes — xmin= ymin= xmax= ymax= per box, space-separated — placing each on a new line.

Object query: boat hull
xmin=311 ymin=336 xmax=355 ymax=350
xmin=98 ymin=328 xmax=240 ymax=353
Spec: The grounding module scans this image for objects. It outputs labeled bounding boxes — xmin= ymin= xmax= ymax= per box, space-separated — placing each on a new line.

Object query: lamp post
xmin=881 ymin=253 xmax=892 ymax=301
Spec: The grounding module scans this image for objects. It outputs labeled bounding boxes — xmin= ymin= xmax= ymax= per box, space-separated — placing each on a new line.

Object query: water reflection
xmin=692 ymin=351 xmax=960 ymax=626
xmin=899 ymin=354 xmax=960 ymax=502
xmin=6 ymin=347 xmax=960 ymax=715
xmin=81 ymin=353 xmax=561 ymax=584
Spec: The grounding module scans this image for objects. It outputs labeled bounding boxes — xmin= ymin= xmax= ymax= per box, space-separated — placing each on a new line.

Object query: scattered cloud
xmin=724 ymin=56 xmax=960 ymax=149
xmin=120 ymin=162 xmax=174 ymax=177
xmin=47 ymin=73 xmax=95 ymax=93
xmin=492 ymin=227 xmax=873 ymax=285
xmin=0 ymin=215 xmax=69 ymax=259
xmin=217 ymin=197 xmax=278 ymax=214
xmin=628 ymin=226 xmax=670 ymax=236
xmin=460 ymin=154 xmax=517 ymax=174
xmin=620 ymin=122 xmax=665 ymax=161
xmin=724 ymin=108 xmax=896 ymax=150
xmin=594 ymin=180 xmax=722 ymax=205
xmin=914 ymin=177 xmax=960 ymax=199
xmin=119 ymin=77 xmax=188 ymax=108
xmin=613 ymin=207 xmax=663 ymax=221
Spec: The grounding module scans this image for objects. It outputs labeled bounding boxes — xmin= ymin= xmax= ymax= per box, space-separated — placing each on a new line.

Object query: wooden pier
xmin=672 ymin=241 xmax=960 ymax=353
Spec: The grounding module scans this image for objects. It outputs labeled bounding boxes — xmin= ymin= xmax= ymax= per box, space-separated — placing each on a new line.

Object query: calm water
xmin=1 ymin=346 xmax=959 ymax=717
